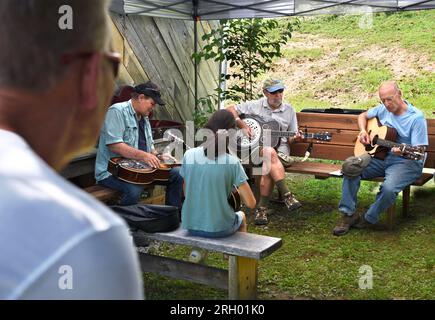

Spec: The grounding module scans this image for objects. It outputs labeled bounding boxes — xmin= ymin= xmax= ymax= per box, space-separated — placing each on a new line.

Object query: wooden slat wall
xmin=109 ymin=14 xmax=219 ymax=124
xmin=290 ymin=113 xmax=435 ymax=169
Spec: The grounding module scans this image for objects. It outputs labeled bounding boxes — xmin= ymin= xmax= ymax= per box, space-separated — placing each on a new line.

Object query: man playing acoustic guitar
xmin=95 ymin=81 xmax=183 ymax=208
xmin=227 ymin=78 xmax=303 ymax=225
xmin=333 ymin=81 xmax=428 ymax=236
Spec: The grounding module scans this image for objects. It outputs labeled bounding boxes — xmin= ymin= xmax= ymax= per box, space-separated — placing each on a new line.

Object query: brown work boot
xmin=353 ymin=215 xmax=383 ymax=230
xmin=333 ymin=213 xmax=361 ymax=236
xmin=353 ymin=215 xmax=371 ymax=229
xmin=283 ymin=192 xmax=302 ymax=212
xmin=254 ymin=206 xmax=269 ymax=225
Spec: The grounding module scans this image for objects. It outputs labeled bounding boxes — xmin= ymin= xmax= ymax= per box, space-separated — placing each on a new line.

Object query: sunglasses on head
xmin=269 ymin=89 xmax=284 ymax=95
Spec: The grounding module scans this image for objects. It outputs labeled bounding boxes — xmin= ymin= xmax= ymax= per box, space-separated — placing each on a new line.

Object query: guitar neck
xmin=375 ymin=138 xmax=401 ymax=149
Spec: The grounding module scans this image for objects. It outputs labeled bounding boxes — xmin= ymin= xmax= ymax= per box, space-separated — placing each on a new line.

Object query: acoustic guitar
xmin=228 ymin=186 xmax=241 ymax=211
xmin=236 ymin=115 xmax=332 ymax=151
xmin=354 ymin=118 xmax=425 ymax=161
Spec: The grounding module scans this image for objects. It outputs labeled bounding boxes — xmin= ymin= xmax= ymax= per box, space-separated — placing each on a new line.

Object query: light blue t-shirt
xmin=367 ymin=102 xmax=428 ymax=146
xmin=95 ymin=100 xmax=154 ymax=182
xmin=180 ymin=147 xmax=248 ymax=233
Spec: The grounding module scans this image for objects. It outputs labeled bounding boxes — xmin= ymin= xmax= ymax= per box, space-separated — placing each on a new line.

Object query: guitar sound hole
xmin=364 ymin=145 xmax=374 ymax=152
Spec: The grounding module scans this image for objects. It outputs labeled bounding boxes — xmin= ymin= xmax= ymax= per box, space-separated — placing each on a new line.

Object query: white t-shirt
xmin=0 ymin=130 xmax=143 ymax=299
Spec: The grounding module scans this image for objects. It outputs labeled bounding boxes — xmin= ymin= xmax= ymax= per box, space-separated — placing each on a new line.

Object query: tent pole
xmin=193 ymin=0 xmax=199 ymax=113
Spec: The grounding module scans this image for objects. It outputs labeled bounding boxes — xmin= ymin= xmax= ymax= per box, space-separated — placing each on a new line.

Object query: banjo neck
xmin=269 ymin=130 xmax=318 ymax=139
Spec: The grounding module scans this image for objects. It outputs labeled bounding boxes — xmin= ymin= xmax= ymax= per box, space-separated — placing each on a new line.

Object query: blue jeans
xmin=99 ymin=166 xmax=183 ymax=208
xmin=339 ymin=154 xmax=423 ymax=224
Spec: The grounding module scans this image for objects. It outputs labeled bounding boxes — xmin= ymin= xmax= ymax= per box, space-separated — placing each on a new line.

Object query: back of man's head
xmin=0 ymin=0 xmax=110 ymax=91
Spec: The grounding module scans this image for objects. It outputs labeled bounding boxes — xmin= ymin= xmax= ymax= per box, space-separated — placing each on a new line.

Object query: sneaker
xmin=283 ymin=192 xmax=302 ymax=212
xmin=332 ymin=213 xmax=361 ymax=236
xmin=254 ymin=206 xmax=268 ymax=225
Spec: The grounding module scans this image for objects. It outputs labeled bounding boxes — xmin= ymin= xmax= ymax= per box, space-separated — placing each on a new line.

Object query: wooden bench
xmin=133 ymin=227 xmax=282 ymax=300
xmin=83 ymin=185 xmax=121 ymax=203
xmin=83 ymin=184 xmax=166 ymax=205
xmin=284 ymin=112 xmax=435 ymax=229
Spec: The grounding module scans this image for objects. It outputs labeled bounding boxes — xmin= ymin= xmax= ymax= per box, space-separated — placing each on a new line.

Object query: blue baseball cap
xmin=263 ymin=78 xmax=286 ymax=93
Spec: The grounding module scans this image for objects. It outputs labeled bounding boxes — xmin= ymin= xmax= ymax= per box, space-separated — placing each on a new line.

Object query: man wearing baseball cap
xmin=95 ymin=81 xmax=183 ymax=209
xmin=227 ymin=78 xmax=303 ymax=226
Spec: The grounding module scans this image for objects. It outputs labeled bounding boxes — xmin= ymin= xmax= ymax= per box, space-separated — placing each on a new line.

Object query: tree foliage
xmin=193 ymin=18 xmax=297 ymax=104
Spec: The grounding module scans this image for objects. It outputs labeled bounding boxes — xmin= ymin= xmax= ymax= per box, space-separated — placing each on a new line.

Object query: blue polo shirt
xmin=95 ymin=100 xmax=154 ymax=182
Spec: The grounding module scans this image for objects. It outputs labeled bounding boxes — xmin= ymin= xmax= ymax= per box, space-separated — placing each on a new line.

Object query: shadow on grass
xmin=142 ymin=177 xmax=435 ymax=300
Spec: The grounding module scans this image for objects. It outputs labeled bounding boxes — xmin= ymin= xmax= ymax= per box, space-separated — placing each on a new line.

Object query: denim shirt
xmin=95 ymin=100 xmax=154 ymax=182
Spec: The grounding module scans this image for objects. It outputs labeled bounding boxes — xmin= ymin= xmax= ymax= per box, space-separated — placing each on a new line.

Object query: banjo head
xmin=237 ymin=117 xmax=262 ymax=149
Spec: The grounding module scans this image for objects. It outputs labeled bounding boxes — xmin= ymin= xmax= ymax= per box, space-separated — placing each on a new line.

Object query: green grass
xmin=297 ymin=11 xmax=435 ymax=60
xmin=285 ymin=92 xmax=331 ymax=110
xmin=143 ymin=176 xmax=435 ymax=300
xmin=281 ymin=47 xmax=325 ymax=61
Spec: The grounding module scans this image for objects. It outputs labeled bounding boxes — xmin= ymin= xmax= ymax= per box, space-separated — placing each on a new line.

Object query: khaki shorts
xmin=228 ymin=146 xmax=263 ymax=166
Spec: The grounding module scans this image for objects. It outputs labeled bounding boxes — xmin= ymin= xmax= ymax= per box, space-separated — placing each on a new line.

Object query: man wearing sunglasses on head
xmin=95 ymin=81 xmax=183 ymax=209
xmin=227 ymin=78 xmax=303 ymax=226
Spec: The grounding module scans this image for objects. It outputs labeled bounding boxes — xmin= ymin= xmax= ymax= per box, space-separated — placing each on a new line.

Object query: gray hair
xmin=0 ymin=0 xmax=110 ymax=91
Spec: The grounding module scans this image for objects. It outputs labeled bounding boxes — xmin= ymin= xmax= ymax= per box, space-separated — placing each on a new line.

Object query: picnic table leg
xmin=386 ymin=203 xmax=396 ymax=231
xmin=228 ymin=256 xmax=258 ymax=300
xmin=402 ymin=186 xmax=410 ymax=218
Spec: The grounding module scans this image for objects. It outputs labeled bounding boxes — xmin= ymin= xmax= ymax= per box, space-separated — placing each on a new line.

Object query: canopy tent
xmin=110 ymin=1 xmax=435 ymax=19
xmin=109 ymin=0 xmax=435 ymax=109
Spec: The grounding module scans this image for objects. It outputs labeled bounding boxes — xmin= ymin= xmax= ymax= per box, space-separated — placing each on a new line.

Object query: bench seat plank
xmin=286 ymin=162 xmax=433 ymax=186
xmin=285 ymin=162 xmax=342 ymax=177
xmin=138 ymin=228 xmax=282 ymax=260
xmin=83 ymin=185 xmax=120 ymax=202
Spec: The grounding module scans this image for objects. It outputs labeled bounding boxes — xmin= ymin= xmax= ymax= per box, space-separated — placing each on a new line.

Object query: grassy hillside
xmin=264 ymin=10 xmax=435 ymax=117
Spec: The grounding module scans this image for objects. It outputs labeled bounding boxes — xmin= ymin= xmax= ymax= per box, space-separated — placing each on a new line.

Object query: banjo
xmin=235 ymin=115 xmax=332 ymax=151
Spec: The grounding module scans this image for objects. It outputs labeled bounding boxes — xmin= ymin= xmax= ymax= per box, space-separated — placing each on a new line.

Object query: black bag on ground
xmin=110 ymin=204 xmax=180 ymax=233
